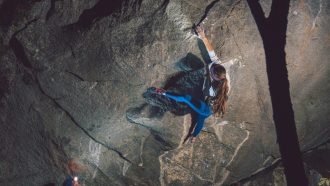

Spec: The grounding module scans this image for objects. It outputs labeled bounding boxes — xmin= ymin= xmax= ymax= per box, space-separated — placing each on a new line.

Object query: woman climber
xmin=154 ymin=25 xmax=230 ymax=143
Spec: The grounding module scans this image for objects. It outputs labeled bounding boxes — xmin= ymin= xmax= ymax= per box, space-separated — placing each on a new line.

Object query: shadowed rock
xmin=0 ymin=0 xmax=329 ymax=185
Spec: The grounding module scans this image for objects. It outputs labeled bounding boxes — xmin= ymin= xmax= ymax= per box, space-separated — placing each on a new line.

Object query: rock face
xmin=0 ymin=0 xmax=329 ymax=185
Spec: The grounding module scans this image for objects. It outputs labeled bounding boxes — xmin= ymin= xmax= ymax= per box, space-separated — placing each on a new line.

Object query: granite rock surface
xmin=0 ymin=0 xmax=329 ymax=185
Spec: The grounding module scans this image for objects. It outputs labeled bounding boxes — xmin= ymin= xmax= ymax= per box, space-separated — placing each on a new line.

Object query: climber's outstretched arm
xmin=196 ymin=25 xmax=221 ymax=64
xmin=196 ymin=25 xmax=214 ymax=52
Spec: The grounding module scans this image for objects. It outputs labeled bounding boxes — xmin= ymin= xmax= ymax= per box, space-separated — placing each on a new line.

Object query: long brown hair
xmin=211 ymin=64 xmax=229 ymax=117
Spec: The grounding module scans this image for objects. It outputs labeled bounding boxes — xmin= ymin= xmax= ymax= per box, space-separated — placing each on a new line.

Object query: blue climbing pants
xmin=164 ymin=93 xmax=212 ymax=137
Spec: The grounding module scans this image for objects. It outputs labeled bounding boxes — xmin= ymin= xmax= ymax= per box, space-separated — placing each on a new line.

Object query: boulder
xmin=0 ymin=0 xmax=329 ymax=185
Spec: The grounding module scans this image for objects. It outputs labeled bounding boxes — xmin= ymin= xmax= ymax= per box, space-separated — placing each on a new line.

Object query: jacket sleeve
xmin=208 ymin=51 xmax=221 ymax=64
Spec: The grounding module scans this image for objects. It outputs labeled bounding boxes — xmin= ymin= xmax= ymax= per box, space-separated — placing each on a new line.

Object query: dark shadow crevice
xmin=160 ymin=0 xmax=170 ymax=11
xmin=9 ymin=37 xmax=33 ymax=69
xmin=0 ymin=0 xmax=40 ymax=27
xmin=65 ymin=70 xmax=85 ymax=81
xmin=74 ymin=0 xmax=123 ymax=28
xmin=67 ymin=0 xmax=143 ymax=29
xmin=46 ymin=0 xmax=62 ymax=21
xmin=0 ymin=0 xmax=25 ymax=26
xmin=8 ymin=18 xmax=38 ymax=69
xmin=196 ymin=0 xmax=220 ymax=26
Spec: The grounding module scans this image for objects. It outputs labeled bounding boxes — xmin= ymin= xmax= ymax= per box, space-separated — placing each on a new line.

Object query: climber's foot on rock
xmin=143 ymin=87 xmax=174 ymax=111
xmin=155 ymin=87 xmax=166 ymax=95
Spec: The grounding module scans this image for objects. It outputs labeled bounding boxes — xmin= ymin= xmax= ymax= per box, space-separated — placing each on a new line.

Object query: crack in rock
xmin=218 ymin=128 xmax=250 ymax=185
xmin=126 ymin=107 xmax=175 ymax=151
xmin=12 ymin=18 xmax=38 ymax=37
xmin=197 ymin=0 xmax=220 ymax=25
xmin=230 ymin=137 xmax=330 ymax=185
xmin=35 ymin=76 xmax=132 ymax=164
xmin=65 ymin=70 xmax=85 ymax=81
xmin=303 ymin=136 xmax=330 ymax=154
xmin=229 ymin=158 xmax=282 ymax=185
xmin=126 ymin=108 xmax=160 ymax=132
xmin=6 ymin=19 xmax=132 ymax=164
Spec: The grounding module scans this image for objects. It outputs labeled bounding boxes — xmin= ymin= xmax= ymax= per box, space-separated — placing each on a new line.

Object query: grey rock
xmin=0 ymin=0 xmax=329 ymax=185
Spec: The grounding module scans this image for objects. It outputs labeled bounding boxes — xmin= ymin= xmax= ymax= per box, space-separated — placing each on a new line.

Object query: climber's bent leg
xmin=164 ymin=93 xmax=211 ymax=117
xmin=192 ymin=114 xmax=208 ymax=137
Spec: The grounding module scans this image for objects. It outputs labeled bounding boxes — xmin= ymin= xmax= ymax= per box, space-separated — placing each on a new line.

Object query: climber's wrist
xmin=200 ymin=36 xmax=208 ymax=41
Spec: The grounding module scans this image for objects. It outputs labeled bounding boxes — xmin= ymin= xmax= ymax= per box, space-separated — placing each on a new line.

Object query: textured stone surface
xmin=0 ymin=0 xmax=329 ymax=185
